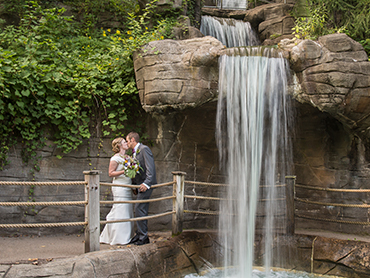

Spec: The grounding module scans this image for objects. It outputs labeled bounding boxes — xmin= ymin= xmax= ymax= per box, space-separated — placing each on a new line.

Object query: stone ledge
xmin=2 ymin=231 xmax=370 ymax=278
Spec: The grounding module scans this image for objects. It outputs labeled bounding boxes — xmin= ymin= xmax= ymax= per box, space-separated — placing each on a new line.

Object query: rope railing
xmin=296 ymin=215 xmax=370 ymax=226
xmin=100 ymin=181 xmax=175 ymax=189
xmin=101 ymin=211 xmax=175 ymax=225
xmin=295 ymin=183 xmax=370 ymax=226
xmin=0 ymin=201 xmax=87 ymax=206
xmin=0 ymin=171 xmax=179 ymax=253
xmin=182 ymin=180 xmax=292 ymax=223
xmin=184 ymin=195 xmax=224 ymax=201
xmin=295 ymin=198 xmax=370 ymax=208
xmin=185 ymin=180 xmax=228 ymax=187
xmin=184 ymin=209 xmax=219 ymax=215
xmin=2 ymin=173 xmax=370 ymax=253
xmin=295 ymin=184 xmax=370 ymax=193
xmin=100 ymin=196 xmax=174 ymax=204
xmin=0 ymin=181 xmax=87 ymax=186
xmin=0 ymin=222 xmax=87 ymax=229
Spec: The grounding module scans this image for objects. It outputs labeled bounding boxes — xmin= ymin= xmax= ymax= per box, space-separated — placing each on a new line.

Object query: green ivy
xmin=0 ymin=0 xmax=177 ymax=169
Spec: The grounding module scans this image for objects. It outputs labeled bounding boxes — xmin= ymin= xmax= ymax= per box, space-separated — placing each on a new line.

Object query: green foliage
xmin=292 ymin=0 xmax=347 ymax=40
xmin=0 ymin=0 xmax=177 ymax=170
xmin=292 ymin=0 xmax=370 ymax=56
xmin=348 ymin=0 xmax=370 ymax=40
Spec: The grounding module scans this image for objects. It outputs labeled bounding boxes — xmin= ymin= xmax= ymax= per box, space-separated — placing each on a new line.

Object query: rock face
xmin=244 ymin=3 xmax=296 ymax=45
xmin=279 ymin=34 xmax=370 ymax=234
xmin=133 ymin=37 xmax=224 ymax=113
xmin=132 ymin=31 xmax=370 ymax=236
xmin=286 ymin=34 xmax=370 ymax=141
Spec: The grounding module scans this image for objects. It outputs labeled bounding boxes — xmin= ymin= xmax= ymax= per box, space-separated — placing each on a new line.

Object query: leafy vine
xmin=0 ymin=0 xmax=178 ymax=170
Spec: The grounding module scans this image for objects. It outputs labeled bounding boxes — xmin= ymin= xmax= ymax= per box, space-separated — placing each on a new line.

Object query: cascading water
xmin=198 ymin=9 xmax=293 ymax=278
xmin=216 ymin=0 xmax=247 ymax=10
xmin=216 ymin=47 xmax=293 ymax=278
xmin=200 ymin=16 xmax=260 ymax=48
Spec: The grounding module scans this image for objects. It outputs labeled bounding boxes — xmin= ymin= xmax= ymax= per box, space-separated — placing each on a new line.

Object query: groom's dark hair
xmin=127 ymin=132 xmax=140 ymax=143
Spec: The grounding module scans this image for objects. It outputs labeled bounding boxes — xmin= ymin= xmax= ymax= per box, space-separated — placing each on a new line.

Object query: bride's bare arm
xmin=108 ymin=160 xmax=125 ymax=177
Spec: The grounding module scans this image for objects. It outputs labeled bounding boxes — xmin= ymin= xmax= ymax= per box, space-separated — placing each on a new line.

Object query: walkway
xmin=1 ymin=229 xmax=369 ymax=265
xmin=0 ymin=231 xmax=172 ymax=265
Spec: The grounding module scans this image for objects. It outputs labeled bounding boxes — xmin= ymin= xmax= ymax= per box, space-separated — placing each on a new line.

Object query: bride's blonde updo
xmin=112 ymin=137 xmax=124 ymax=153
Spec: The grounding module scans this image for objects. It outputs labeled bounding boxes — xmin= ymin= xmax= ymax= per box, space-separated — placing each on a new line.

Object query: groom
xmin=126 ymin=132 xmax=157 ymax=245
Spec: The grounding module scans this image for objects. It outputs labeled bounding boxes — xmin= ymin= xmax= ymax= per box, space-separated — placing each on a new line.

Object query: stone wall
xmin=0 ymin=104 xmax=224 ymax=236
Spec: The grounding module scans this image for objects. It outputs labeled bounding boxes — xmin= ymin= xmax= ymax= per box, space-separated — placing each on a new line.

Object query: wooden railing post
xmin=285 ymin=175 xmax=296 ymax=235
xmin=84 ymin=170 xmax=101 ymax=253
xmin=172 ymin=171 xmax=186 ymax=236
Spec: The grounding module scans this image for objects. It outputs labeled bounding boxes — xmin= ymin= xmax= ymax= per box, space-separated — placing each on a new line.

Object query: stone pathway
xmin=0 ymin=231 xmax=172 ymax=265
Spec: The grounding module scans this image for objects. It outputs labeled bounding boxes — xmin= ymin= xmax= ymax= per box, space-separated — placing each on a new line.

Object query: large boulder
xmin=281 ymin=33 xmax=370 ymax=141
xmin=244 ymin=3 xmax=295 ymax=45
xmin=133 ymin=36 xmax=225 ymax=113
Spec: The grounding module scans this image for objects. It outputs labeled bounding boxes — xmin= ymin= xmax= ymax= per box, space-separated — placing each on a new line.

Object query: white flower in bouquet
xmin=121 ymin=155 xmax=141 ymax=179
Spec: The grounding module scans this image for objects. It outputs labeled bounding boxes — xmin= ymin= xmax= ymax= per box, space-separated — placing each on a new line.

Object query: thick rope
xmin=100 ymin=211 xmax=175 ymax=224
xmin=0 ymin=181 xmax=87 ymax=186
xmin=184 ymin=210 xmax=219 ymax=215
xmin=296 ymin=214 xmax=370 ymax=225
xmin=100 ymin=181 xmax=175 ymax=189
xmin=0 ymin=201 xmax=87 ymax=207
xmin=185 ymin=181 xmax=286 ymax=188
xmin=259 ymin=184 xmax=286 ymax=188
xmin=151 ymin=181 xmax=175 ymax=188
xmin=100 ymin=196 xmax=174 ymax=204
xmin=0 ymin=222 xmax=87 ymax=228
xmin=296 ymin=184 xmax=370 ymax=193
xmin=295 ymin=197 xmax=370 ymax=208
xmin=100 ymin=183 xmax=138 ymax=188
xmin=185 ymin=181 xmax=228 ymax=187
xmin=184 ymin=195 xmax=223 ymax=201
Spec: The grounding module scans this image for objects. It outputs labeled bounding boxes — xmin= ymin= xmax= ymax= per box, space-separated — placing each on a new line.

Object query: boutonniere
xmin=133 ymin=148 xmax=140 ymax=155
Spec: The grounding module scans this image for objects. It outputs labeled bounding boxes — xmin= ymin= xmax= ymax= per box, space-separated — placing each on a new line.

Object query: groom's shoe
xmin=129 ymin=234 xmax=140 ymax=244
xmin=134 ymin=237 xmax=149 ymax=245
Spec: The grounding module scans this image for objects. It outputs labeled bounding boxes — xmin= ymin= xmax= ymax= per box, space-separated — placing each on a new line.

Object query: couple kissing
xmin=100 ymin=132 xmax=157 ymax=246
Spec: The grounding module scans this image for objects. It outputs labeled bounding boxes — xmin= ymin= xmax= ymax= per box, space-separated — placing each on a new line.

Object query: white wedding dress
xmin=100 ymin=155 xmax=133 ymax=245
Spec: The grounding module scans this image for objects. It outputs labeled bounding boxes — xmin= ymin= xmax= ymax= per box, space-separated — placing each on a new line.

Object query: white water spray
xmin=216 ymin=47 xmax=292 ymax=278
xmin=216 ymin=0 xmax=248 ymax=10
xmin=200 ymin=16 xmax=260 ymax=48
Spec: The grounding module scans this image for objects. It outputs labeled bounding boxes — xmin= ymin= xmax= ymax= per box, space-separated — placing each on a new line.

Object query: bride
xmin=100 ymin=137 xmax=134 ymax=245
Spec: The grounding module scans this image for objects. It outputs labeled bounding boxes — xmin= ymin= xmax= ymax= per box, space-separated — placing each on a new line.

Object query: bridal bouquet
xmin=122 ymin=155 xmax=141 ymax=179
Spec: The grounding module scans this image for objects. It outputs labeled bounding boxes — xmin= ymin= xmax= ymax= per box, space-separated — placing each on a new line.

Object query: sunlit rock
xmin=133 ymin=36 xmax=225 ymax=113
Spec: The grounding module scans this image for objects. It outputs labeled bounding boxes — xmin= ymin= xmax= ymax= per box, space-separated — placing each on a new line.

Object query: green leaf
xmin=16 ymin=101 xmax=25 ymax=109
xmin=21 ymin=89 xmax=30 ymax=97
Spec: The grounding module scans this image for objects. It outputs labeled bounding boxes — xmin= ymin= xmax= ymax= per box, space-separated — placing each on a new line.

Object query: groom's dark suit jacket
xmin=132 ymin=143 xmax=157 ymax=187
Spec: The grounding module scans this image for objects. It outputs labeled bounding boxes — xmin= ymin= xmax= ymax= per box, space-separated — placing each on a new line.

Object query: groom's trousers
xmin=135 ymin=188 xmax=153 ymax=240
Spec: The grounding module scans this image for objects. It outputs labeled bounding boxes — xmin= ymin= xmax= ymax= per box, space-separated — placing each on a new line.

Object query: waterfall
xmin=216 ymin=0 xmax=248 ymax=10
xmin=200 ymin=16 xmax=260 ymax=48
xmin=216 ymin=47 xmax=293 ymax=277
